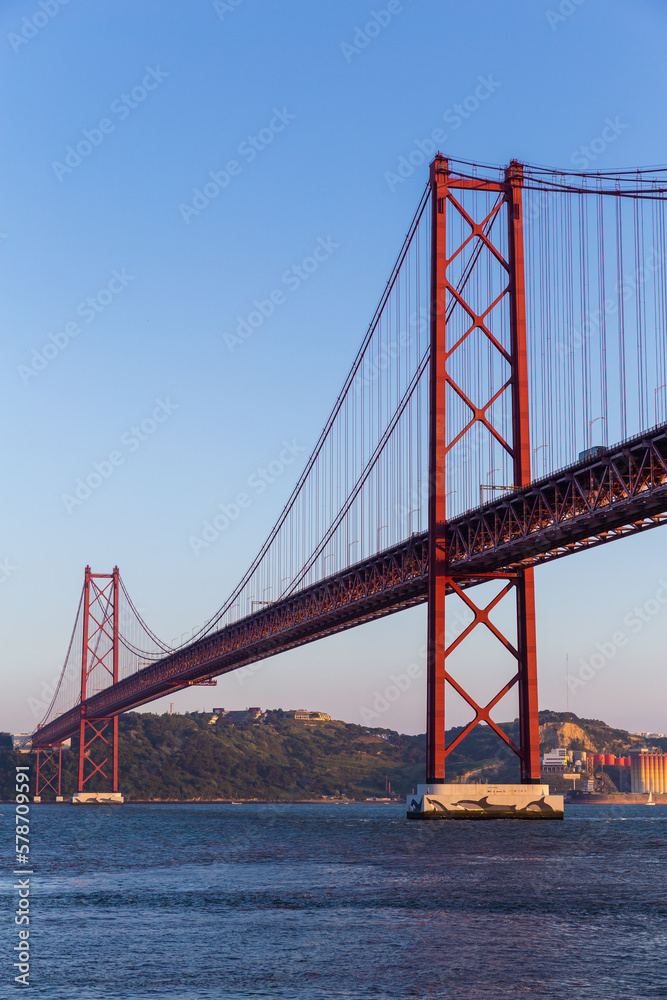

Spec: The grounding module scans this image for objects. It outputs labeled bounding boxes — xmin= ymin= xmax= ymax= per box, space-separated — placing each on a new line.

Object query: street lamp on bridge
xmin=588 ymin=415 xmax=607 ymax=445
xmin=532 ymin=444 xmax=549 ymax=475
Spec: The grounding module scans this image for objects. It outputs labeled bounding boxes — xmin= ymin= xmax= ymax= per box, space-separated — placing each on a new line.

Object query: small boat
xmin=647 ymin=790 xmax=656 ymax=806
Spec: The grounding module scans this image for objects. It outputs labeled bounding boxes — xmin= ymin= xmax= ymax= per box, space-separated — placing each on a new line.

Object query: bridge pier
xmin=407 ymin=783 xmax=563 ymax=820
xmin=34 ymin=742 xmax=62 ymax=801
xmin=71 ymin=791 xmax=124 ymax=804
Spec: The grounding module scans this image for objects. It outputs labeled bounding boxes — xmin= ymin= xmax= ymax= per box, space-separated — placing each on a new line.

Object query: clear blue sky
xmin=2 ymin=0 xmax=666 ymax=738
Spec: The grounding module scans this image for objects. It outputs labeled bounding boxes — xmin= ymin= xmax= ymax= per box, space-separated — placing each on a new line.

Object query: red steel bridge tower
xmin=427 ymin=155 xmax=539 ymax=784
xmin=36 ymin=567 xmax=121 ymax=801
xmin=75 ymin=566 xmax=120 ymax=798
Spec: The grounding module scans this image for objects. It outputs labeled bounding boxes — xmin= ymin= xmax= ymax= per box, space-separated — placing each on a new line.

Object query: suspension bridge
xmin=32 ymin=156 xmax=667 ymax=814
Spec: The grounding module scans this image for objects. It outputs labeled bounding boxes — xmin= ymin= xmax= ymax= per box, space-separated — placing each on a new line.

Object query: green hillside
xmin=1 ymin=712 xmax=424 ymax=801
xmin=2 ymin=709 xmax=664 ymax=801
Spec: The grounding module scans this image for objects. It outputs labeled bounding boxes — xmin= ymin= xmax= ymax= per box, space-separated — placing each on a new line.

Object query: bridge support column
xmin=425 ymin=156 xmax=543 ymax=790
xmin=72 ymin=566 xmax=123 ymax=804
xmin=35 ymin=743 xmax=63 ymax=801
xmin=506 ymin=161 xmax=541 ymax=783
xmin=426 ymin=155 xmax=449 ymax=783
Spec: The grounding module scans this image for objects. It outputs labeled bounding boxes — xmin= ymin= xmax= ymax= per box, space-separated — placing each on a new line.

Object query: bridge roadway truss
xmin=33 ymin=422 xmax=667 ymax=750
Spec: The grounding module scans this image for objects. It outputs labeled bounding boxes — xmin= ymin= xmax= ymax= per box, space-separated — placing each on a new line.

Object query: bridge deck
xmin=33 ymin=424 xmax=667 ymax=747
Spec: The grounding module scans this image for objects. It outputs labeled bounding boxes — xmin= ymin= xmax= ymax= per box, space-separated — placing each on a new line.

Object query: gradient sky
xmin=2 ymin=0 xmax=667 ymax=739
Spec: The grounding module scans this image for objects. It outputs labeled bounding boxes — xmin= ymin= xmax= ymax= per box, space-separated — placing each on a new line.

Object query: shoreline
xmin=5 ymin=795 xmax=666 ymax=806
xmin=566 ymin=792 xmax=667 ymax=805
xmin=1 ymin=797 xmax=401 ymax=805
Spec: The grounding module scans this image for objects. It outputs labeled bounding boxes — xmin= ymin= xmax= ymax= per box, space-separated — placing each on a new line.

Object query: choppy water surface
xmin=1 ymin=803 xmax=666 ymax=999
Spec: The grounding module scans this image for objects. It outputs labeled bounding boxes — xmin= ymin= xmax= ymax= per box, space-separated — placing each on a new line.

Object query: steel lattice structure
xmin=32 ymin=156 xmax=667 ymax=797
xmin=34 ymin=424 xmax=667 ymax=750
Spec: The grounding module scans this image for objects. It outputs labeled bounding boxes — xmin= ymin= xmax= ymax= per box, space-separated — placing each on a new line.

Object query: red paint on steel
xmin=505 ymin=161 xmax=541 ymax=783
xmin=29 ymin=160 xmax=667 ymax=793
xmin=32 ymin=427 xmax=667 ymax=753
xmin=516 ymin=570 xmax=541 ymax=782
xmin=112 ymin=566 xmax=119 ymax=793
xmin=426 ymin=155 xmax=448 ymax=782
xmin=77 ymin=565 xmax=91 ymax=794
xmin=424 ymin=157 xmax=543 ymax=782
xmin=77 ymin=567 xmax=119 ymax=794
xmin=35 ymin=742 xmax=62 ymax=798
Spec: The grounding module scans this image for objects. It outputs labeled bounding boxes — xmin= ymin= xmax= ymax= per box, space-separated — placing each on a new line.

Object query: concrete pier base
xmin=406 ymin=783 xmax=564 ymax=820
xmin=71 ymin=792 xmax=124 ymax=805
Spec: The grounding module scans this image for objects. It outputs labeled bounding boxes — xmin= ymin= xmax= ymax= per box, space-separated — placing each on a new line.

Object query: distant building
xmin=286 ymin=709 xmax=332 ymax=722
xmin=630 ymin=749 xmax=667 ymax=793
xmin=541 ymin=748 xmax=569 ymax=772
xmin=541 ymin=747 xmax=633 ymax=776
xmin=219 ymin=707 xmax=264 ymax=724
xmin=590 ymin=753 xmax=630 ymax=767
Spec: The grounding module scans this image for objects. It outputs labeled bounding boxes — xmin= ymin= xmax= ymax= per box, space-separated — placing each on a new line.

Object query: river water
xmin=1 ymin=802 xmax=666 ymax=999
